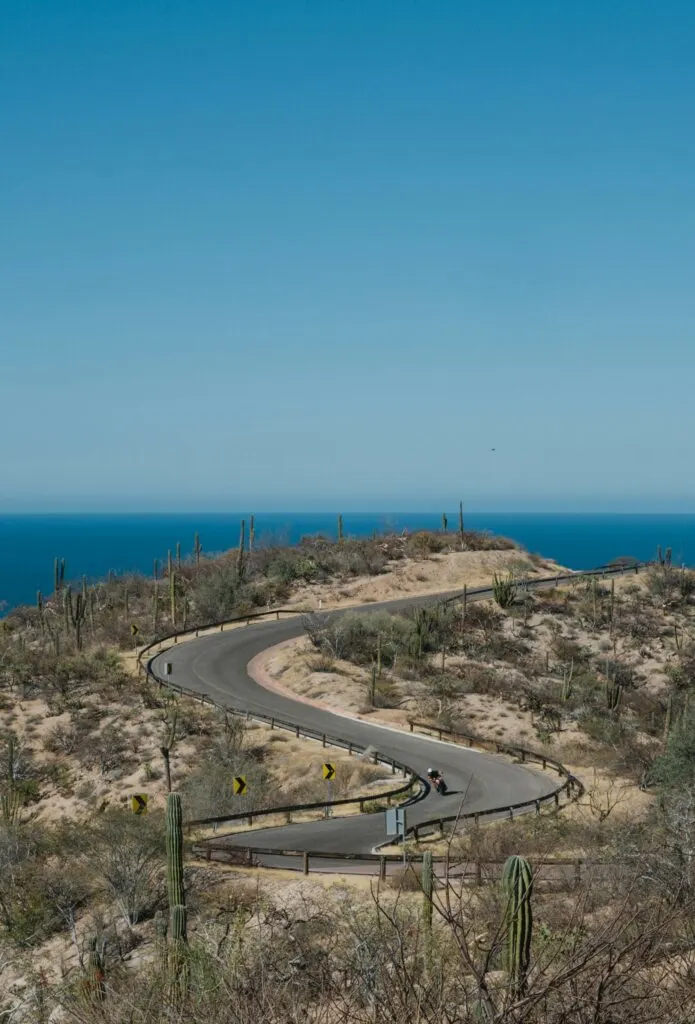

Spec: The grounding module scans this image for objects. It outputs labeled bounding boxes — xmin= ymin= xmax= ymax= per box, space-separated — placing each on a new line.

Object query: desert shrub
xmin=551 ymin=635 xmax=589 ymax=665
xmin=85 ymin=810 xmax=165 ymax=927
xmin=189 ymin=564 xmax=240 ymax=622
xmin=667 ymin=642 xmax=695 ymax=690
xmin=649 ymin=712 xmax=695 ymax=790
xmin=73 ymin=722 xmax=132 ymax=776
xmin=404 ymin=531 xmax=446 ymax=556
xmin=304 ymin=611 xmax=414 ymax=667
xmin=263 ymin=551 xmax=322 ymax=584
xmin=578 ymin=710 xmax=631 ymax=747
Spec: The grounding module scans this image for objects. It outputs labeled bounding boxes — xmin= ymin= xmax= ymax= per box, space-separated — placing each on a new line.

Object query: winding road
xmin=148 ymin=566 xmax=638 ymax=867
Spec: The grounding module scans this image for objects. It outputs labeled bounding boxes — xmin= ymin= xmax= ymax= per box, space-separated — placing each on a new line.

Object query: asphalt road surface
xmin=148 ymin=574 xmax=614 ymax=861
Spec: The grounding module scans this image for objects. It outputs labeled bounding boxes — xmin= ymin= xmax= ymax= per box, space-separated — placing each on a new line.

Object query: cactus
xmin=194 ymin=532 xmax=202 ymax=570
xmin=37 ymin=591 xmax=44 ymax=634
xmin=369 ymin=663 xmax=377 ymax=706
xmin=237 ymin=520 xmax=246 ymax=582
xmin=337 ymin=514 xmax=344 ymax=542
xmin=665 ymin=547 xmax=673 ymax=568
xmin=560 ymin=660 xmax=574 ymax=701
xmin=663 ymin=693 xmax=673 ymax=741
xmin=609 ymin=578 xmax=615 ymax=633
xmin=154 ymin=910 xmax=168 ymax=971
xmin=182 ymin=596 xmax=189 ymax=631
xmin=54 ymin=556 xmax=65 ymax=595
xmin=166 ymin=793 xmax=187 ymax=937
xmin=153 ymin=558 xmax=159 ymax=581
xmin=84 ymin=937 xmax=106 ymax=1004
xmin=657 ymin=544 xmax=663 ymax=566
xmin=165 ymin=793 xmax=188 ymax=1003
xmin=176 ymin=541 xmax=181 ymax=569
xmin=493 ymin=573 xmax=516 ymax=609
xmin=65 ymin=586 xmax=88 ymax=650
xmin=441 ymin=512 xmax=448 ymax=532
xmin=169 ymin=554 xmax=177 ymax=628
xmin=152 ymin=577 xmax=159 ymax=635
xmin=675 ymin=623 xmax=682 ymax=652
xmin=421 ymin=850 xmax=434 ymax=934
xmin=249 ymin=514 xmax=255 ymax=552
xmin=1 ymin=735 xmax=19 ymax=825
xmin=160 ymin=710 xmax=178 ymax=793
xmin=502 ymin=855 xmax=533 ymax=997
xmin=458 ymin=500 xmax=465 ymax=550
xmin=605 ymin=680 xmax=622 ymax=712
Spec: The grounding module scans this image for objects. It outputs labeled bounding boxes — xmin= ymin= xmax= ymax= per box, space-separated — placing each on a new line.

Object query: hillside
xmin=1 ymin=531 xmax=695 ymax=1021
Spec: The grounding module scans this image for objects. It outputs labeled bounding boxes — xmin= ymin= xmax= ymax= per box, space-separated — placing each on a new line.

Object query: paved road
xmin=149 ymin=570 xmax=636 ymax=862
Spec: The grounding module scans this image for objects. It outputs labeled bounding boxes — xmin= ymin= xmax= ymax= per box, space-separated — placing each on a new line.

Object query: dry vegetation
xmin=3 ymin=532 xmax=695 ymax=1021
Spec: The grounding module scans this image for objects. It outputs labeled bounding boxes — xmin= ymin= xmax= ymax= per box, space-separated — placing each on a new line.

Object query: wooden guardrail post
xmin=554 ymin=792 xmax=560 ymax=807
xmin=574 ymin=859 xmax=582 ymax=887
xmin=303 ymin=852 xmax=309 ymax=876
xmin=475 ymin=861 xmax=482 ymax=886
xmin=379 ymin=857 xmax=386 ymax=882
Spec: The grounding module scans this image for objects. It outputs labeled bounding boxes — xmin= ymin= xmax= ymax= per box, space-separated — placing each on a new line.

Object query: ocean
xmin=1 ymin=512 xmax=694 ymax=614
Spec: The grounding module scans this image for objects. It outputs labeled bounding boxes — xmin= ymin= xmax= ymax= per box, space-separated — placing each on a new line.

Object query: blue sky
xmin=2 ymin=1 xmax=694 ymax=512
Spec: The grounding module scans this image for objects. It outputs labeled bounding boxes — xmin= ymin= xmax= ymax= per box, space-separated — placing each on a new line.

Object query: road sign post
xmin=385 ymin=806 xmax=407 ymax=865
xmin=322 ymin=763 xmax=335 ymax=818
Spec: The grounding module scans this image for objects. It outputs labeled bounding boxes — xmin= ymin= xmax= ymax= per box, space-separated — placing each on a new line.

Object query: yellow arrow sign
xmin=233 ymin=776 xmax=247 ymax=796
xmin=131 ymin=794 xmax=148 ymax=815
xmin=322 ymin=763 xmax=336 ymax=781
xmin=131 ymin=624 xmax=139 ymax=636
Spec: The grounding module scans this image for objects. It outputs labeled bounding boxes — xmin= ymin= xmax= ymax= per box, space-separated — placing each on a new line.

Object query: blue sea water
xmin=1 ymin=512 xmax=694 ymax=614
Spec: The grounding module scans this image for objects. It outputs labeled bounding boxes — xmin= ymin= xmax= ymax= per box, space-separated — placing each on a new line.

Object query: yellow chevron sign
xmin=322 ymin=763 xmax=336 ymax=781
xmin=233 ymin=776 xmax=247 ymax=796
xmin=131 ymin=794 xmax=148 ymax=815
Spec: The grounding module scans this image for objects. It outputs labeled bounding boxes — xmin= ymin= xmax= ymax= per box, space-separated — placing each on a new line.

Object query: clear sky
xmin=2 ymin=1 xmax=694 ymax=513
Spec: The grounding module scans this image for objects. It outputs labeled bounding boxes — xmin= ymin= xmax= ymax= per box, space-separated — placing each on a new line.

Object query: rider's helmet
xmin=427 ymin=768 xmax=439 ymax=777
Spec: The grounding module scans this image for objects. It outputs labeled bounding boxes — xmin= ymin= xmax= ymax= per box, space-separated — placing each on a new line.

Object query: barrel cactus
xmin=502 ymin=855 xmax=533 ymax=996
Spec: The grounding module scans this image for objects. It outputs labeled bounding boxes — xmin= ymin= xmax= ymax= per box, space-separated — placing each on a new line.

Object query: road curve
xmin=149 ymin=570 xmax=633 ymax=859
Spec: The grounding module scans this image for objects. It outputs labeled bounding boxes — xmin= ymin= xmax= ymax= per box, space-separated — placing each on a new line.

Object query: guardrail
xmin=191 ymin=843 xmax=602 ymax=888
xmin=137 ymin=560 xmax=645 ymax=867
xmin=138 ymin=622 xmax=426 ymax=830
xmin=402 ymin=719 xmax=582 ymax=841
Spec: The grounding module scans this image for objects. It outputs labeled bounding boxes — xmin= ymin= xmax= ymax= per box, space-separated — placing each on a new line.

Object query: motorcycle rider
xmin=426 ymin=768 xmax=448 ymax=794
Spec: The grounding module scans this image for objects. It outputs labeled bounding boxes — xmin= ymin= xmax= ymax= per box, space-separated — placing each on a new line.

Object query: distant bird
xmin=490 ymin=448 xmax=496 ymax=451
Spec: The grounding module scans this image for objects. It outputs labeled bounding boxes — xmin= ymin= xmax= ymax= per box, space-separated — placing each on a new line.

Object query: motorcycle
xmin=427 ymin=769 xmax=448 ymax=795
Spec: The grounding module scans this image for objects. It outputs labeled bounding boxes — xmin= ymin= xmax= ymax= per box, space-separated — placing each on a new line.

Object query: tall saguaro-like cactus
xmin=237 ymin=520 xmax=246 ymax=581
xmin=166 ymin=793 xmax=187 ymax=944
xmin=421 ymin=850 xmax=434 ymax=934
xmin=502 ymin=855 xmax=533 ymax=997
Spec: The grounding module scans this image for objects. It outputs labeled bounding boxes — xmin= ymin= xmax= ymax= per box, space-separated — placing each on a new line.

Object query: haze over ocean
xmin=2 ymin=512 xmax=694 ymax=613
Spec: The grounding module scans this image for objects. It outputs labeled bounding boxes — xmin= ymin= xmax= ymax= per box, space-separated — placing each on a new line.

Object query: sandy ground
xmin=284 ymin=549 xmax=568 ymax=611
